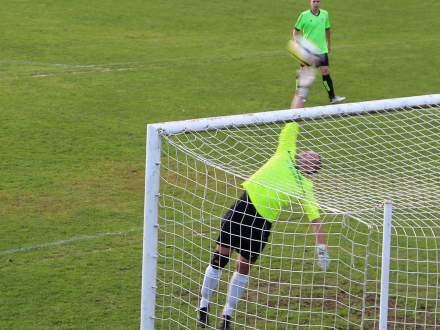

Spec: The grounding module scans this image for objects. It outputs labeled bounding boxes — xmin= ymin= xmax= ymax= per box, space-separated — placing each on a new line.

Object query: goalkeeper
xmin=198 ymin=71 xmax=329 ymax=329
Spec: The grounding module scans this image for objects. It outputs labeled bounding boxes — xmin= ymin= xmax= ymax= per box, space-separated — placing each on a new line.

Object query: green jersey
xmin=242 ymin=122 xmax=320 ymax=223
xmin=295 ymin=9 xmax=330 ymax=54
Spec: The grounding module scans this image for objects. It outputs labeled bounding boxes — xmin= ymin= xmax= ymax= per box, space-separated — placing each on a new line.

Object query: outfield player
xmin=291 ymin=0 xmax=346 ymax=106
xmin=197 ymin=73 xmax=329 ymax=329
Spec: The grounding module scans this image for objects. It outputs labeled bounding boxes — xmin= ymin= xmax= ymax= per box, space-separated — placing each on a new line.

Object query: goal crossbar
xmin=152 ymin=94 xmax=440 ymax=135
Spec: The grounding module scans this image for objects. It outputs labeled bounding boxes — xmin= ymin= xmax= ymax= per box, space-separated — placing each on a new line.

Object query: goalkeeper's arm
xmin=312 ymin=219 xmax=326 ymax=246
xmin=312 ymin=219 xmax=330 ymax=271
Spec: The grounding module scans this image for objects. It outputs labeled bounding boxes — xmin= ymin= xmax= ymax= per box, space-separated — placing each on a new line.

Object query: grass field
xmin=1 ymin=0 xmax=439 ymax=328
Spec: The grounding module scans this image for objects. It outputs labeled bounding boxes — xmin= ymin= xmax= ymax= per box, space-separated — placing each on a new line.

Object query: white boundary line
xmin=0 ymin=228 xmax=142 ymax=256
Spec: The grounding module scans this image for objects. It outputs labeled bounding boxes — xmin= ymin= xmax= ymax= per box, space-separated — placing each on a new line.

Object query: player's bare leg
xmin=291 ymin=66 xmax=316 ymax=109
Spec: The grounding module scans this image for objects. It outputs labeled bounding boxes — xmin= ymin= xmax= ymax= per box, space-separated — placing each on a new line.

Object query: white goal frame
xmin=141 ymin=94 xmax=440 ymax=330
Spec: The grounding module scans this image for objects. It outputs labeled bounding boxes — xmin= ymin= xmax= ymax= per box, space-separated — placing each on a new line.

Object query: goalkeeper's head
xmin=297 ymin=151 xmax=322 ymax=175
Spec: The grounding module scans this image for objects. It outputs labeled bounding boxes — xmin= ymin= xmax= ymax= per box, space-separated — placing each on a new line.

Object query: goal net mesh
xmin=153 ymin=102 xmax=440 ymax=329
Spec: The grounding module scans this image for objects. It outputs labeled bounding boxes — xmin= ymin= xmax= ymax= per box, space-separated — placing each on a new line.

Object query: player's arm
xmin=325 ymin=12 xmax=331 ymax=53
xmin=303 ymin=182 xmax=330 ymax=270
xmin=293 ymin=28 xmax=301 ymax=41
xmin=311 ymin=219 xmax=325 ymax=245
xmin=293 ymin=12 xmax=304 ymax=40
xmin=326 ymin=29 xmax=331 ymax=53
xmin=314 ymin=218 xmax=330 ymax=271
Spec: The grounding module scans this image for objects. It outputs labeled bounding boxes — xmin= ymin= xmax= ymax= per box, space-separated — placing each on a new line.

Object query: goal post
xmin=379 ymin=199 xmax=393 ymax=330
xmin=141 ymin=124 xmax=161 ymax=330
xmin=142 ymin=94 xmax=440 ymax=329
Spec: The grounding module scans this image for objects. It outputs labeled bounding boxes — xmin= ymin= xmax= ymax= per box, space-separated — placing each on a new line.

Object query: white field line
xmin=31 ymin=67 xmax=137 ymax=78
xmin=1 ymin=36 xmax=438 ymax=78
xmin=0 ymin=227 xmax=142 ymax=256
xmin=26 ymin=50 xmax=286 ymax=78
xmin=2 ymin=36 xmax=438 ymax=69
xmin=0 ymin=60 xmax=142 ymax=68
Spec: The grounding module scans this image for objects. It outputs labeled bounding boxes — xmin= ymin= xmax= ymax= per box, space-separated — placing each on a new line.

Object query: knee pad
xmin=210 ymin=251 xmax=230 ymax=270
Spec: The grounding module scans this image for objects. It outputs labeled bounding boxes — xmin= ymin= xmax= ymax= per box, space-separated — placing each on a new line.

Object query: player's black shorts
xmin=216 ymin=192 xmax=272 ymax=263
xmin=299 ymin=53 xmax=328 ymax=68
xmin=318 ymin=53 xmax=329 ymax=67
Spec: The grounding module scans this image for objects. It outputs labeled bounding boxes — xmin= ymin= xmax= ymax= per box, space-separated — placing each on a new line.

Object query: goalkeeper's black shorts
xmin=216 ymin=191 xmax=272 ymax=263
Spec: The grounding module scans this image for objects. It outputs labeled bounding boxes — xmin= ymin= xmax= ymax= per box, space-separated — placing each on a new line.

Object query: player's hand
xmin=316 ymin=244 xmax=330 ymax=271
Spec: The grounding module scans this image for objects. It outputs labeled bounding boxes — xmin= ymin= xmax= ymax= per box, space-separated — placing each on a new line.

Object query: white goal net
xmin=142 ymin=95 xmax=440 ymax=329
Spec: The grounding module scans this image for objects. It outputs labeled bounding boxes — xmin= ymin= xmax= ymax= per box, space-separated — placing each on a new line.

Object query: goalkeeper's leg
xmin=198 ymin=195 xmax=246 ymax=326
xmin=220 ymin=219 xmax=271 ymax=329
xmin=198 ymin=246 xmax=231 ymax=327
xmin=220 ymin=256 xmax=251 ymax=330
xmin=222 ymin=256 xmax=251 ymax=314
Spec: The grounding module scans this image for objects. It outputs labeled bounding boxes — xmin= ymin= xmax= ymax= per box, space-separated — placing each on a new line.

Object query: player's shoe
xmin=197 ymin=306 xmax=209 ymax=328
xmin=330 ymin=96 xmax=346 ymax=104
xmin=219 ymin=315 xmax=231 ymax=330
xmin=316 ymin=244 xmax=330 ymax=271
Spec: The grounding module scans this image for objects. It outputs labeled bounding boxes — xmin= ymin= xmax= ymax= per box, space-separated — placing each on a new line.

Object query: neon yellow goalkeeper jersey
xmin=242 ymin=122 xmax=320 ymax=223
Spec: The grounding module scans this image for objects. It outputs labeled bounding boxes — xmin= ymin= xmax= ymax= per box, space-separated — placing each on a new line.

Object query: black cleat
xmin=198 ymin=306 xmax=209 ymax=328
xmin=219 ymin=315 xmax=231 ymax=330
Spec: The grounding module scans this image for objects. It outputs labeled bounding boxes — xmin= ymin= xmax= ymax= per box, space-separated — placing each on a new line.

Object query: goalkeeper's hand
xmin=316 ymin=244 xmax=330 ymax=271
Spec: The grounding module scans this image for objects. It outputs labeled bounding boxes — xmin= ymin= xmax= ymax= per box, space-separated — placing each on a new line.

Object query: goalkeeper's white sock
xmin=222 ymin=271 xmax=249 ymax=316
xmin=199 ymin=265 xmax=222 ymax=309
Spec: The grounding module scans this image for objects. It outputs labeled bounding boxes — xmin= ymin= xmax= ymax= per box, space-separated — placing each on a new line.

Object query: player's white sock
xmin=222 ymin=271 xmax=249 ymax=316
xmin=199 ymin=265 xmax=222 ymax=309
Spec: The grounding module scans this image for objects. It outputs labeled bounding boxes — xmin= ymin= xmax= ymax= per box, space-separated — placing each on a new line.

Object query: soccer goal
xmin=142 ymin=94 xmax=440 ymax=330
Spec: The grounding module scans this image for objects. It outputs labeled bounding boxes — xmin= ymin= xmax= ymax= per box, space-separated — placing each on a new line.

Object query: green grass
xmin=1 ymin=0 xmax=439 ymax=328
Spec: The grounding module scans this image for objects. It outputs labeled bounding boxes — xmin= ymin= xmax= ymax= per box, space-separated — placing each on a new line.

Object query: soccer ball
xmin=287 ymin=37 xmax=324 ymax=67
